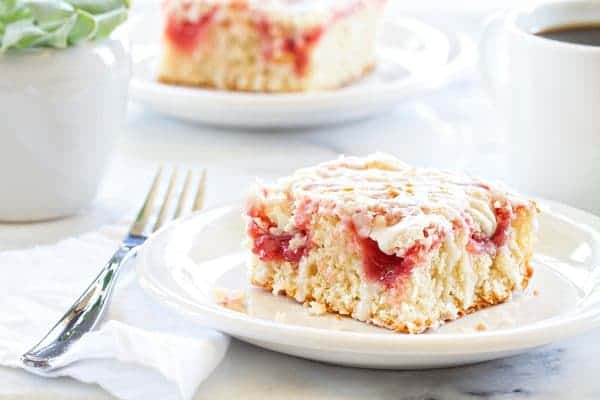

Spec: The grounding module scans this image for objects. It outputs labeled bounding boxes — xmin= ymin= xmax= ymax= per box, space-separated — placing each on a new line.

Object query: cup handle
xmin=479 ymin=12 xmax=509 ymax=104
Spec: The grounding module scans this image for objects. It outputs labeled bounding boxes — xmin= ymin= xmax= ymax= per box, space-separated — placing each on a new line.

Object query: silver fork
xmin=21 ymin=167 xmax=206 ymax=371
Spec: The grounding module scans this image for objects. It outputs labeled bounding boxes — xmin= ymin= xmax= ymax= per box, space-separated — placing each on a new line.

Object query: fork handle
xmin=21 ymin=244 xmax=137 ymax=371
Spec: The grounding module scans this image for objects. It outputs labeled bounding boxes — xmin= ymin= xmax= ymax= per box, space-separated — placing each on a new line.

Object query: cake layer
xmin=245 ymin=154 xmax=538 ymax=333
xmin=159 ymin=0 xmax=386 ymax=92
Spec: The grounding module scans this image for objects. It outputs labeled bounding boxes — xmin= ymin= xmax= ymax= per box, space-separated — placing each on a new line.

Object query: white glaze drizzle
xmin=261 ymin=153 xmax=534 ymax=257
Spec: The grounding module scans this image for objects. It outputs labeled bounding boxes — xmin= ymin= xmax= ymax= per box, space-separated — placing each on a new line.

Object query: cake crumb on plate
xmin=214 ymin=288 xmax=247 ymax=313
xmin=306 ymin=301 xmax=327 ymax=316
xmin=475 ymin=321 xmax=488 ymax=331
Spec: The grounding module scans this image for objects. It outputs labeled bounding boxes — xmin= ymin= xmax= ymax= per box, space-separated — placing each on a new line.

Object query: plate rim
xmin=136 ymin=198 xmax=600 ymax=354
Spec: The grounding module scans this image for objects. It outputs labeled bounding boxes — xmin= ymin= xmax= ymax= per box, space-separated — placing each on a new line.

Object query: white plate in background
xmin=136 ymin=200 xmax=600 ymax=369
xmin=129 ymin=12 xmax=475 ymax=128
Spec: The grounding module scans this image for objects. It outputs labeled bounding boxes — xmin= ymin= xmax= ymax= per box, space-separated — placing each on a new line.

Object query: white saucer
xmin=129 ymin=14 xmax=475 ymax=128
xmin=136 ymin=200 xmax=600 ymax=369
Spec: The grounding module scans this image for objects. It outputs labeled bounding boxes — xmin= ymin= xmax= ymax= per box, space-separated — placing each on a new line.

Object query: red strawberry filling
xmin=360 ymin=238 xmax=428 ymax=288
xmin=351 ymin=223 xmax=444 ymax=288
xmin=256 ymin=18 xmax=323 ymax=76
xmin=247 ymin=207 xmax=309 ymax=263
xmin=165 ymin=7 xmax=218 ymax=52
xmin=247 ymin=199 xmax=514 ymax=288
xmin=163 ymin=0 xmax=369 ymax=76
xmin=165 ymin=6 xmax=323 ymax=76
xmin=467 ymin=205 xmax=512 ymax=254
xmin=356 ymin=203 xmax=513 ymax=288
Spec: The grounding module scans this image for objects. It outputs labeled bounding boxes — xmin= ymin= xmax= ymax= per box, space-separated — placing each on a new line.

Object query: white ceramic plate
xmin=129 ymin=15 xmax=475 ymax=128
xmin=136 ymin=200 xmax=600 ymax=369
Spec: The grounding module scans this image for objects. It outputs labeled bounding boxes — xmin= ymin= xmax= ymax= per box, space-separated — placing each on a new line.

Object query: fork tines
xmin=130 ymin=167 xmax=206 ymax=237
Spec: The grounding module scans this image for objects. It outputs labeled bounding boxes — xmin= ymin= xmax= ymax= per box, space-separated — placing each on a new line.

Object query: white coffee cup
xmin=0 ymin=31 xmax=130 ymax=222
xmin=480 ymin=0 xmax=600 ymax=216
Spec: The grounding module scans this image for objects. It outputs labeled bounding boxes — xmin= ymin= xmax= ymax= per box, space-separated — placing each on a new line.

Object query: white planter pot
xmin=0 ymin=32 xmax=130 ymax=221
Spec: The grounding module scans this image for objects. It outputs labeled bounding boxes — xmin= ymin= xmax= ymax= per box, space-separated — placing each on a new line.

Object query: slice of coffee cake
xmin=159 ymin=0 xmax=387 ymax=92
xmin=245 ymin=154 xmax=537 ymax=333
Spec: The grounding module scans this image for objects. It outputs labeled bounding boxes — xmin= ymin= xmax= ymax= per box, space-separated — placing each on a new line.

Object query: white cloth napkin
xmin=0 ymin=224 xmax=230 ymax=400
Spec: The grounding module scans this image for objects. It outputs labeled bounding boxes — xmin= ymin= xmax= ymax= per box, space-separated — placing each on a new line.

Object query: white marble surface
xmin=3 ymin=1 xmax=600 ymax=399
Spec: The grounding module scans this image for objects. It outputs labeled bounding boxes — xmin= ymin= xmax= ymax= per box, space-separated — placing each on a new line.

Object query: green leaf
xmin=1 ymin=2 xmax=31 ymax=25
xmin=1 ymin=18 xmax=45 ymax=51
xmin=67 ymin=8 xmax=95 ymax=44
xmin=65 ymin=0 xmax=128 ymax=14
xmin=31 ymin=11 xmax=76 ymax=47
xmin=25 ymin=0 xmax=74 ymax=23
xmin=0 ymin=0 xmax=19 ymax=16
xmin=94 ymin=6 xmax=125 ymax=39
xmin=0 ymin=0 xmax=128 ymax=52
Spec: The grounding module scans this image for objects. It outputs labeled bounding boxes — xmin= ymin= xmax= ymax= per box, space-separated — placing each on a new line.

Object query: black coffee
xmin=537 ymin=24 xmax=600 ymax=46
